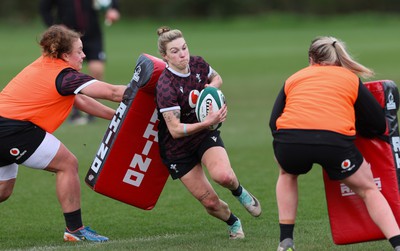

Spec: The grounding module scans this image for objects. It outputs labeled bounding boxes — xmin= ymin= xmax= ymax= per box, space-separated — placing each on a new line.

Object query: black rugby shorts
xmin=273 ymin=141 xmax=363 ymax=180
xmin=0 ymin=118 xmax=46 ymax=166
xmin=163 ymin=130 xmax=224 ymax=180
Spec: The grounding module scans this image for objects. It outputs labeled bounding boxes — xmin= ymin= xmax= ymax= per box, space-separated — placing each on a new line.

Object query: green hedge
xmin=0 ymin=0 xmax=399 ymax=22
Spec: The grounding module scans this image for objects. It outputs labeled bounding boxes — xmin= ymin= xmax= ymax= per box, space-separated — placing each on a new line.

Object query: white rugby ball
xmin=93 ymin=0 xmax=112 ymax=10
xmin=195 ymin=86 xmax=226 ymax=130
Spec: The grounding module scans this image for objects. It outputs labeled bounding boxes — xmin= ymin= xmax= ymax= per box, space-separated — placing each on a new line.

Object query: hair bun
xmin=157 ymin=26 xmax=171 ymax=36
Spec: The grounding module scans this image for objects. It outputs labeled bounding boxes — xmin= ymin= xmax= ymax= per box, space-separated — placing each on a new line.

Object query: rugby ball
xmin=195 ymin=86 xmax=226 ymax=130
xmin=93 ymin=0 xmax=112 ymax=10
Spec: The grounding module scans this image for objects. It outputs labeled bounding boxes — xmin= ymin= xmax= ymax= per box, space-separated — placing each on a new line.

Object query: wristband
xmin=183 ymin=123 xmax=188 ymax=136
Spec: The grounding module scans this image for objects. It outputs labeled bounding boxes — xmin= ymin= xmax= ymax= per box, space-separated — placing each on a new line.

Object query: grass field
xmin=0 ymin=13 xmax=400 ymax=250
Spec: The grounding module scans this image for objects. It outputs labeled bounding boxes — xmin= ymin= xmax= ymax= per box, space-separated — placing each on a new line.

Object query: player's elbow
xmin=167 ymin=125 xmax=186 ymax=139
xmin=170 ymin=130 xmax=183 ymax=139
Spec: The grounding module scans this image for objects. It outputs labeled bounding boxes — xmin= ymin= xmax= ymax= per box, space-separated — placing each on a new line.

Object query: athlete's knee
xmin=358 ymin=185 xmax=381 ymax=200
xmin=0 ymin=191 xmax=12 ymax=202
xmin=47 ymin=151 xmax=79 ymax=174
xmin=0 ymin=180 xmax=15 ymax=203
xmin=213 ymin=170 xmax=236 ymax=187
xmin=60 ymin=149 xmax=79 ymax=169
xmin=70 ymin=154 xmax=79 ymax=170
xmin=64 ymin=154 xmax=79 ymax=174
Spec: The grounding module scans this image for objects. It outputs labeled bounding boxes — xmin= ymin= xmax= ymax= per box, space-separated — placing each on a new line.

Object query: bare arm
xmin=206 ymin=69 xmax=223 ymax=89
xmin=163 ymin=104 xmax=227 ymax=139
xmin=74 ymin=94 xmax=116 ymax=120
xmin=79 ymin=81 xmax=127 ymax=102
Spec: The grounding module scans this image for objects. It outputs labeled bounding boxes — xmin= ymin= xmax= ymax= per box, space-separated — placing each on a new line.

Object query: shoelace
xmin=81 ymin=227 xmax=100 ymax=237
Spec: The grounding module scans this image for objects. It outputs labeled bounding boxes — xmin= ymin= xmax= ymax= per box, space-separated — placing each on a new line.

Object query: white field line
xmin=4 ymin=233 xmax=182 ymax=251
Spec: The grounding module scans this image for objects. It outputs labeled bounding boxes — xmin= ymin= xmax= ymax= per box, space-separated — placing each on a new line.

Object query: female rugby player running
xmin=155 ymin=26 xmax=262 ymax=239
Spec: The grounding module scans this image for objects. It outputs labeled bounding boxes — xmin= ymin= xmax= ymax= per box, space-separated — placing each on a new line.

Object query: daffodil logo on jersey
xmin=10 ymin=148 xmax=20 ymax=156
xmin=189 ymin=89 xmax=200 ymax=108
xmin=341 ymin=159 xmax=355 ymax=173
xmin=169 ymin=164 xmax=179 ymax=173
xmin=196 ymin=73 xmax=201 ymax=83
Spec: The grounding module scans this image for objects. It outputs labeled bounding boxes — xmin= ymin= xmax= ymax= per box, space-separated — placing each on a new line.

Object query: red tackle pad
xmin=323 ymin=80 xmax=400 ymax=244
xmin=85 ymin=54 xmax=170 ymax=210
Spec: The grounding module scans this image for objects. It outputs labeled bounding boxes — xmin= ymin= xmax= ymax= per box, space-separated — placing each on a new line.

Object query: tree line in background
xmin=1 ymin=0 xmax=399 ymax=22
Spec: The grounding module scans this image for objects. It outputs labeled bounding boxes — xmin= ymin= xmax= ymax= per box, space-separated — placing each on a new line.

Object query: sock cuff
xmin=231 ymin=183 xmax=243 ymax=196
xmin=225 ymin=213 xmax=238 ymax=226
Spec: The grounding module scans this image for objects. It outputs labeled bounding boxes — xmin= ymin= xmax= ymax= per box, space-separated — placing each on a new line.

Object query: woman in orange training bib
xmin=0 ymin=25 xmax=126 ymax=242
xmin=270 ymin=36 xmax=400 ymax=251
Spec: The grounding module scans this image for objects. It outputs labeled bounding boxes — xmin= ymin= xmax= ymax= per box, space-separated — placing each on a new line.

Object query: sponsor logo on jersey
xmin=188 ymin=89 xmax=199 ymax=108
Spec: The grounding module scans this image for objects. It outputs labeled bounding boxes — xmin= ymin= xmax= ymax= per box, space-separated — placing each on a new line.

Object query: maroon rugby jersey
xmin=156 ymin=56 xmax=213 ymax=160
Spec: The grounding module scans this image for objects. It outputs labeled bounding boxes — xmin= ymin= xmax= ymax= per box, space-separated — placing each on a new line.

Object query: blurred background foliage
xmin=1 ymin=0 xmax=399 ymax=23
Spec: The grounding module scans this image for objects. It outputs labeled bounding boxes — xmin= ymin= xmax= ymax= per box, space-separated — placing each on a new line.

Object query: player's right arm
xmin=79 ymin=81 xmax=127 ymax=102
xmin=74 ymin=94 xmax=115 ymax=120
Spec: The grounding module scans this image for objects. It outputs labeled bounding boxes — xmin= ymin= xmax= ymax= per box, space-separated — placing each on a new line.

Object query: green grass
xmin=1 ymin=13 xmax=400 ymax=250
